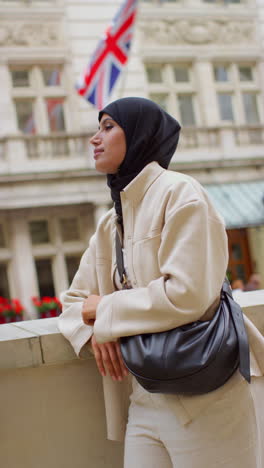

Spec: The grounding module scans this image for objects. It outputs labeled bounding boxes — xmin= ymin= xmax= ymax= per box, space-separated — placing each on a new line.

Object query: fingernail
xmin=118 ymin=376 xmax=122 ymax=381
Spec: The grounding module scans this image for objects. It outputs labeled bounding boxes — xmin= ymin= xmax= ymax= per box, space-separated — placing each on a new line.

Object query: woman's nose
xmin=90 ymin=131 xmax=101 ymax=146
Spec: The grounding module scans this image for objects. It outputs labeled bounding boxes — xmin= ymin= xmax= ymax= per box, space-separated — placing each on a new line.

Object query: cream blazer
xmin=59 ymin=162 xmax=264 ymax=442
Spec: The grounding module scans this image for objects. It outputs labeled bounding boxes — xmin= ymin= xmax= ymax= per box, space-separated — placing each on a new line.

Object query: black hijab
xmin=98 ymin=97 xmax=181 ymax=219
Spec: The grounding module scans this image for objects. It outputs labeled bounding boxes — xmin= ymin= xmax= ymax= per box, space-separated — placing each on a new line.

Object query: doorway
xmin=226 ymin=229 xmax=253 ymax=283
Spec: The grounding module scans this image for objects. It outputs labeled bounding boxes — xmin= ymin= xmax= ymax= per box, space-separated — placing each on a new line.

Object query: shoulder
xmin=160 ymin=169 xmax=206 ymax=197
xmin=154 ymin=169 xmax=225 ymax=225
xmin=153 ymin=168 xmax=208 ymax=205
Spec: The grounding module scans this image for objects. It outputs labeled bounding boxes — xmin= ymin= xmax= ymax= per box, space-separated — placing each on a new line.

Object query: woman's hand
xmin=91 ymin=335 xmax=129 ymax=381
xmin=82 ymin=295 xmax=101 ymax=326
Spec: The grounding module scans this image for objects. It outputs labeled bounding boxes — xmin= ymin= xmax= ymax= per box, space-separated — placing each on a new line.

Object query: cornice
xmin=0 ymin=169 xmax=103 ymax=185
xmin=0 ymin=48 xmax=71 ymax=64
xmin=138 ymin=5 xmax=258 ymax=21
xmin=141 ymin=46 xmax=262 ymax=62
xmin=0 ymin=7 xmax=65 ymax=20
xmin=1 ymin=158 xmax=263 ymax=185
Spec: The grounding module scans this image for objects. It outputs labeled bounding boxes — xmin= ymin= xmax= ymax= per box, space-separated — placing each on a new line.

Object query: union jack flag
xmin=76 ymin=0 xmax=138 ymax=110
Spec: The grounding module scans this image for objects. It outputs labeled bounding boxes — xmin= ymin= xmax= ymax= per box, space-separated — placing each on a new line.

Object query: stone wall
xmin=0 ymin=289 xmax=263 ymax=468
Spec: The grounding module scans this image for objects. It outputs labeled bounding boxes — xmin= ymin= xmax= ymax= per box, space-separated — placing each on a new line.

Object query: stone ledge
xmin=0 ymin=291 xmax=263 ymax=370
xmin=0 ymin=317 xmax=93 ymax=370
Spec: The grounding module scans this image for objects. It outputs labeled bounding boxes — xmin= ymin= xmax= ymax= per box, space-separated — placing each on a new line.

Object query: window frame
xmin=146 ymin=62 xmax=200 ymax=127
xmin=10 ymin=64 xmax=69 ymax=135
xmin=213 ymin=62 xmax=262 ymax=125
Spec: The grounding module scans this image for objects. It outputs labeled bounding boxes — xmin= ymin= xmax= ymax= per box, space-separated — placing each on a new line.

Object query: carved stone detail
xmin=139 ymin=18 xmax=256 ymax=45
xmin=0 ymin=23 xmax=62 ymax=46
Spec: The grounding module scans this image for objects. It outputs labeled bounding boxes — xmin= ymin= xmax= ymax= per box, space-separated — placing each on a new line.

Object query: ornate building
xmin=0 ymin=0 xmax=263 ymax=318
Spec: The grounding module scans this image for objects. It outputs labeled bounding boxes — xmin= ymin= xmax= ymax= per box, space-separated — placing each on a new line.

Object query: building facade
xmin=0 ymin=0 xmax=264 ymax=318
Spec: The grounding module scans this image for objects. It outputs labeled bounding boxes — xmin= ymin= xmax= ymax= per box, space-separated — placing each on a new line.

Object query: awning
xmin=204 ymin=180 xmax=264 ymax=229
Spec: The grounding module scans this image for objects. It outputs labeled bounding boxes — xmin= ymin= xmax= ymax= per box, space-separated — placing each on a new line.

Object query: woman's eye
xmin=105 ymin=125 xmax=113 ymax=131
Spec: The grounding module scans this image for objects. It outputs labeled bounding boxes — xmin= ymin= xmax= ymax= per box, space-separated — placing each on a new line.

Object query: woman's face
xmin=90 ymin=113 xmax=126 ymax=174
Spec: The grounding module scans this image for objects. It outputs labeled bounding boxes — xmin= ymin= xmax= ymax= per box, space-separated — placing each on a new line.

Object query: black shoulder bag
xmin=116 ymin=231 xmax=251 ymax=395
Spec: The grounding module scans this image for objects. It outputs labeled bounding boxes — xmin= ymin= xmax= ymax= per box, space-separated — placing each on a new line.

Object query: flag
xmin=76 ymin=0 xmax=138 ymax=110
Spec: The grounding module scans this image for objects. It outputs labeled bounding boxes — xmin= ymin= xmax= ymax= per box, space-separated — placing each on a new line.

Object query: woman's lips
xmin=94 ymin=149 xmax=104 ymax=159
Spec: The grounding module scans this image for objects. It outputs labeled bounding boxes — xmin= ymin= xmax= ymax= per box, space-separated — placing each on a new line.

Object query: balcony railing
xmin=0 ymin=125 xmax=264 ymax=174
xmin=24 ymin=133 xmax=91 ymax=160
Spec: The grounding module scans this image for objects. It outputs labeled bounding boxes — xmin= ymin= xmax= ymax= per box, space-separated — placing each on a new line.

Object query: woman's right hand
xmin=91 ymin=335 xmax=129 ymax=381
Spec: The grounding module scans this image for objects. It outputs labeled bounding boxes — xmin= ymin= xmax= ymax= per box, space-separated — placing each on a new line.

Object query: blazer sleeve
xmin=93 ymin=198 xmax=229 ymax=343
xmin=58 ymin=234 xmax=99 ymax=356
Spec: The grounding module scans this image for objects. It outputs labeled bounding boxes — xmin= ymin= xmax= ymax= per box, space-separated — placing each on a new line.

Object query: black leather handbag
xmin=116 ymin=231 xmax=251 ymax=395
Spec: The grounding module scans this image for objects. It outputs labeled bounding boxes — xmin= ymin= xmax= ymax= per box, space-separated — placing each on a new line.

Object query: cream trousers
xmin=124 ymin=376 xmax=263 ymax=468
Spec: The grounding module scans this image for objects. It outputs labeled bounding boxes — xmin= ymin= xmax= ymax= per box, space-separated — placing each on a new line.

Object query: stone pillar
xmin=0 ymin=61 xmax=29 ymax=169
xmin=52 ymin=218 xmax=70 ymax=295
xmin=94 ymin=203 xmax=109 ymax=228
xmin=0 ymin=61 xmax=17 ymax=135
xmin=194 ymin=60 xmax=219 ymax=127
xmin=219 ymin=126 xmax=236 ymax=159
xmin=9 ymin=213 xmax=39 ymax=319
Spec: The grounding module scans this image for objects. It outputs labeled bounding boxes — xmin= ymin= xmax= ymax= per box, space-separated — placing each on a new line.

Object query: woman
xmin=59 ymin=97 xmax=264 ymax=468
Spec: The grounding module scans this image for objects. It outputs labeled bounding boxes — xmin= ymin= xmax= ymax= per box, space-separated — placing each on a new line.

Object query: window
xmin=35 ymin=258 xmax=55 ymax=297
xmin=60 ymin=218 xmax=80 ymax=242
xmin=29 ymin=220 xmax=50 ymax=244
xmin=42 ymin=67 xmax=61 ymax=87
xmin=0 ymin=264 xmax=10 ymax=299
xmin=242 ymin=93 xmax=260 ymax=124
xmin=10 ymin=64 xmax=67 ymax=134
xmin=11 ymin=69 xmax=30 ymax=87
xmin=46 ymin=98 xmax=65 ymax=132
xmin=178 ymin=95 xmax=195 ymax=126
xmin=239 ymin=67 xmax=253 ymax=82
xmin=173 ymin=67 xmax=189 ymax=83
xmin=217 ymin=93 xmax=234 ymax=121
xmin=146 ymin=66 xmax=162 ymax=83
xmin=214 ymin=66 xmax=229 ymax=82
xmin=149 ymin=93 xmax=168 ymax=110
xmin=213 ymin=63 xmax=261 ymax=124
xmin=146 ymin=63 xmax=198 ymax=126
xmin=29 ymin=207 xmax=93 ymax=297
xmin=15 ymin=100 xmax=36 ymax=135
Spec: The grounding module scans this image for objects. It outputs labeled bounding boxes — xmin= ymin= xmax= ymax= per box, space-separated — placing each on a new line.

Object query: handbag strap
xmin=115 ymin=229 xmax=250 ymax=383
xmin=222 ymin=280 xmax=251 ymax=383
xmin=115 ymin=229 xmax=130 ymax=289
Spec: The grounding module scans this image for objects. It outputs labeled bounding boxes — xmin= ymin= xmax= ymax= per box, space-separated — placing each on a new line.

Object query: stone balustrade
xmin=0 ymin=290 xmax=263 ymax=468
xmin=1 ymin=125 xmax=264 ymax=176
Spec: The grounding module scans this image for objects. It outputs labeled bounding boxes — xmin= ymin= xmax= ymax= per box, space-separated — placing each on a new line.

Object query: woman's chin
xmin=94 ymin=161 xmax=107 ymax=174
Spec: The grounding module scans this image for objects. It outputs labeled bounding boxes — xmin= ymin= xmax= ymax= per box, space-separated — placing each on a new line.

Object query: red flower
xmin=32 ymin=296 xmax=62 ymax=319
xmin=0 ymin=297 xmax=25 ymax=323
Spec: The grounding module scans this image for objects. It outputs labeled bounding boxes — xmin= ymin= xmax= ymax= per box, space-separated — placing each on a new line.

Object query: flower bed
xmin=32 ymin=296 xmax=62 ymax=319
xmin=0 ymin=297 xmax=24 ymax=324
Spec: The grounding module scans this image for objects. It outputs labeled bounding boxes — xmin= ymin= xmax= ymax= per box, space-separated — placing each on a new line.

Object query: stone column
xmin=52 ymin=218 xmax=70 ymax=294
xmin=9 ymin=213 xmax=39 ymax=319
xmin=0 ymin=61 xmax=17 ymax=135
xmin=194 ymin=60 xmax=219 ymax=127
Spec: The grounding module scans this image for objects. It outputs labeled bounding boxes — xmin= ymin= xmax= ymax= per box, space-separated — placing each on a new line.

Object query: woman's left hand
xmin=82 ymin=294 xmax=102 ymax=326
